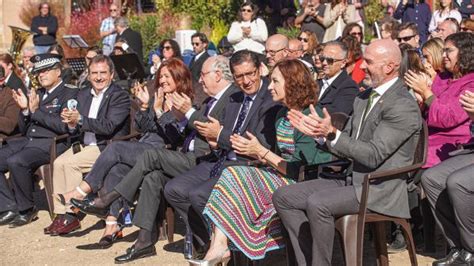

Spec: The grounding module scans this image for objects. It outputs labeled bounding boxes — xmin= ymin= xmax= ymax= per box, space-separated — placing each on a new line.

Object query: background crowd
xmin=0 ymin=0 xmax=473 ymax=265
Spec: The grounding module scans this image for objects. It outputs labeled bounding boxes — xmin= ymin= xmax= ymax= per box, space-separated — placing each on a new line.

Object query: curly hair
xmin=155 ymin=58 xmax=194 ymax=101
xmin=342 ymin=23 xmax=364 ymax=43
xmin=445 ymin=32 xmax=474 ymax=76
xmin=299 ymin=30 xmax=319 ymax=54
xmin=340 ymin=35 xmax=362 ymax=64
xmin=273 ymin=59 xmax=318 ymax=110
xmin=159 ymin=39 xmax=183 ymax=61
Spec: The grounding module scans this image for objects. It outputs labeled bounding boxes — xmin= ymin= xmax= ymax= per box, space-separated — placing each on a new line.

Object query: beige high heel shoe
xmin=187 ymin=249 xmax=230 ymax=266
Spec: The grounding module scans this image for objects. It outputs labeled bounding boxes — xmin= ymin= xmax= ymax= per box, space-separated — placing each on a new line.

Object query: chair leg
xmin=38 ymin=165 xmax=55 ymax=220
xmin=336 ymin=215 xmax=359 ymax=266
xmin=399 ymin=220 xmax=418 ymax=266
xmin=166 ymin=206 xmax=175 ymax=243
xmin=373 ymin=222 xmax=388 ymax=266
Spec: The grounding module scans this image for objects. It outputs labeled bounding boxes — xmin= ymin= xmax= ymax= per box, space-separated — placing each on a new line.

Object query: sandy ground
xmin=0 ymin=190 xmax=442 ymax=266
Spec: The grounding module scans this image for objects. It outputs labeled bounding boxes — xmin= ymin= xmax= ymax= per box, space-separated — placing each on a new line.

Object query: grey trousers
xmin=421 ymin=152 xmax=474 ymax=253
xmin=273 ymin=178 xmax=360 ymax=266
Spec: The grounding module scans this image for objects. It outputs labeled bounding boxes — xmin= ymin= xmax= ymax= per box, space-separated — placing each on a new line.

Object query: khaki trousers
xmin=52 ymin=145 xmax=100 ymax=214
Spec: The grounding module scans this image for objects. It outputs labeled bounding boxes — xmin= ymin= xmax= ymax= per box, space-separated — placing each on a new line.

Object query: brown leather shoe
xmin=44 ymin=215 xmax=64 ymax=234
xmin=50 ymin=216 xmax=80 ymax=236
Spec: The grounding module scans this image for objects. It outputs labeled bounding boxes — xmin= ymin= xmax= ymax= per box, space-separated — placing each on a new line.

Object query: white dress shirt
xmin=84 ymin=87 xmax=109 ymax=146
xmin=319 ymin=71 xmax=342 ymax=100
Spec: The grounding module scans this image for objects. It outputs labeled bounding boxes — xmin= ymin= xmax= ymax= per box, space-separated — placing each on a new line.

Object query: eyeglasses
xmin=241 ymin=8 xmax=253 ymax=13
xmin=397 ymin=34 xmax=416 ymax=42
xmin=234 ymin=69 xmax=258 ymax=81
xmin=110 ymin=9 xmax=117 ymax=11
xmin=163 ymin=46 xmax=172 ymax=51
xmin=350 ymin=32 xmax=362 ymax=36
xmin=200 ymin=70 xmax=214 ymax=77
xmin=460 ymin=26 xmax=469 ymax=32
xmin=319 ymin=55 xmax=344 ymax=65
xmin=298 ymin=37 xmax=309 ymax=43
xmin=264 ymin=47 xmax=286 ymax=56
xmin=192 ymin=42 xmax=201 ymax=46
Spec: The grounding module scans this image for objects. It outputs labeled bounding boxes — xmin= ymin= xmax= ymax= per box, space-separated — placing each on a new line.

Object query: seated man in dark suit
xmin=0 ymin=53 xmax=77 ymax=227
xmin=164 ymin=50 xmax=282 ymax=259
xmin=0 ymin=65 xmax=20 ymax=138
xmin=72 ymin=56 xmax=239 ymax=263
xmin=274 ymin=39 xmax=422 ymax=265
xmin=44 ymin=55 xmax=130 ymax=235
xmin=317 ymin=40 xmax=358 ymax=115
xmin=114 ymin=17 xmax=143 ymax=64
xmin=0 ymin=53 xmax=26 ymax=95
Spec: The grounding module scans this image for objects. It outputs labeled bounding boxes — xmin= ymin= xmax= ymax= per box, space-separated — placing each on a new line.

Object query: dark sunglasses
xmin=192 ymin=42 xmax=201 ymax=46
xmin=110 ymin=9 xmax=117 ymax=11
xmin=460 ymin=27 xmax=469 ymax=32
xmin=163 ymin=46 xmax=173 ymax=51
xmin=319 ymin=55 xmax=344 ymax=65
xmin=298 ymin=37 xmax=309 ymax=43
xmin=241 ymin=8 xmax=253 ymax=13
xmin=397 ymin=34 xmax=416 ymax=42
xmin=350 ymin=32 xmax=362 ymax=36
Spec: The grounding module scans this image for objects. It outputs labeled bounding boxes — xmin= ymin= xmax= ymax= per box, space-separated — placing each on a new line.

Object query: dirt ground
xmin=0 ymin=190 xmax=441 ymax=265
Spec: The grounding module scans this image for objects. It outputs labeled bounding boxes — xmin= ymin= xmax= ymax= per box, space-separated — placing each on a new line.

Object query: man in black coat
xmin=189 ymin=32 xmax=211 ymax=84
xmin=317 ymin=41 xmax=358 ymax=115
xmin=45 ymin=55 xmax=130 ymax=235
xmin=0 ymin=53 xmax=77 ymax=227
xmin=164 ymin=50 xmax=282 ymax=258
xmin=114 ymin=17 xmax=143 ymax=63
xmin=0 ymin=53 xmax=26 ymax=95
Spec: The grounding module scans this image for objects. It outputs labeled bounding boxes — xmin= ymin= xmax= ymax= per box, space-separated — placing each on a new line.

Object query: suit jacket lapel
xmin=239 ymin=79 xmax=269 ymax=132
xmin=97 ymin=85 xmax=115 ymax=113
xmin=42 ymin=84 xmax=63 ymax=104
xmin=319 ymin=71 xmax=348 ymax=101
xmin=208 ymin=84 xmax=236 ymax=118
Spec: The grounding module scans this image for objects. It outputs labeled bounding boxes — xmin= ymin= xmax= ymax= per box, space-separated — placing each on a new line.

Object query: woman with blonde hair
xmin=421 ymin=37 xmax=445 ymax=80
xmin=428 ymin=0 xmax=462 ymax=33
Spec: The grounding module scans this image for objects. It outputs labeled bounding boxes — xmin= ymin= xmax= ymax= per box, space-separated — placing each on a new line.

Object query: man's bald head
xmin=288 ymin=39 xmax=303 ymax=59
xmin=361 ymin=39 xmax=401 ymax=87
xmin=265 ymin=34 xmax=289 ymax=67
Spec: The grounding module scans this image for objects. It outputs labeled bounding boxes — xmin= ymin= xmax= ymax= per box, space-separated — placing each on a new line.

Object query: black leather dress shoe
xmin=433 ymin=248 xmax=462 ymax=266
xmin=8 ymin=208 xmax=38 ymax=228
xmin=70 ymin=198 xmax=108 ymax=219
xmin=114 ymin=245 xmax=156 ymax=264
xmin=0 ymin=211 xmax=18 ymax=226
xmin=452 ymin=250 xmax=474 ymax=266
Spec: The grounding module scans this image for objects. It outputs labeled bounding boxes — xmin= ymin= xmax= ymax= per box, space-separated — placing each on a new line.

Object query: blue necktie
xmin=209 ymin=96 xmax=252 ymax=179
xmin=181 ymin=97 xmax=216 ymax=153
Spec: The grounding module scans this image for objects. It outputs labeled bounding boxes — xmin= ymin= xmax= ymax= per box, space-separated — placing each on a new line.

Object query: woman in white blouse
xmin=227 ymin=1 xmax=268 ymax=55
xmin=429 ymin=0 xmax=462 ymax=33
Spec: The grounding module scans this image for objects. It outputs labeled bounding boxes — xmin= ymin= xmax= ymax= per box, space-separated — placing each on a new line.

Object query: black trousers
xmin=164 ymin=161 xmax=219 ymax=247
xmin=113 ymin=148 xmax=196 ymax=231
xmin=83 ymin=141 xmax=154 ymax=217
xmin=421 ymin=153 xmax=474 ymax=253
xmin=273 ymin=178 xmax=360 ymax=266
xmin=0 ymin=137 xmax=50 ymax=212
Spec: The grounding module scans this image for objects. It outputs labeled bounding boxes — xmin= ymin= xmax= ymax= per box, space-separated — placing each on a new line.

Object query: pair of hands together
xmin=12 ymin=88 xmax=39 ymax=114
xmin=287 ymin=105 xmax=334 ymax=139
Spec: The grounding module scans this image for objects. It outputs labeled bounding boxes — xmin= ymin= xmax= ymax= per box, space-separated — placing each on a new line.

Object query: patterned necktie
xmin=361 ymin=90 xmax=379 ymax=123
xmin=209 ymin=96 xmax=252 ymax=179
xmin=181 ymin=97 xmax=216 ymax=153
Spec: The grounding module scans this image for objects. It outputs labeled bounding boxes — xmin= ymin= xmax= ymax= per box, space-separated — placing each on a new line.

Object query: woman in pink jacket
xmin=405 ymin=32 xmax=474 ymax=168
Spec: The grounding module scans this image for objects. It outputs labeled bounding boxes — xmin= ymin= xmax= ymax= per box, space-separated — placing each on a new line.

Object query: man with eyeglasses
xmin=265 ymin=34 xmax=289 ymax=68
xmin=165 ymin=50 xmax=282 ymax=259
xmin=0 ymin=53 xmax=77 ymax=227
xmin=397 ymin=22 xmax=421 ymax=50
xmin=295 ymin=0 xmax=326 ymax=42
xmin=393 ymin=0 xmax=431 ymax=43
xmin=431 ymin=19 xmax=460 ymax=40
xmin=317 ymin=41 xmax=358 ymax=115
xmin=189 ymin=32 xmax=211 ymax=86
xmin=100 ymin=3 xmax=119 ymax=56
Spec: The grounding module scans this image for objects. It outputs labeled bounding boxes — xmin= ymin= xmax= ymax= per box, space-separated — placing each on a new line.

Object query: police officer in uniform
xmin=0 ymin=53 xmax=77 ymax=227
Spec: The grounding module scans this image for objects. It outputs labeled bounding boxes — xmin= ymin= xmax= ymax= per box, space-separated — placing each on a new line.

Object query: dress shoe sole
xmin=8 ymin=216 xmax=38 ymax=228
xmin=50 ymin=226 xmax=81 ymax=236
xmin=114 ymin=249 xmax=157 ymax=264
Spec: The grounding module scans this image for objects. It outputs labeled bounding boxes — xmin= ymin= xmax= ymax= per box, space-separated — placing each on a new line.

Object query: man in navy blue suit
xmin=0 ymin=53 xmax=77 ymax=227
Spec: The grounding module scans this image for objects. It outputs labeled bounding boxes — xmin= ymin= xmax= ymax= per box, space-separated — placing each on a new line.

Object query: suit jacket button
xmin=31 ymin=129 xmax=36 ymax=132
xmin=29 ymin=138 xmax=33 ymax=141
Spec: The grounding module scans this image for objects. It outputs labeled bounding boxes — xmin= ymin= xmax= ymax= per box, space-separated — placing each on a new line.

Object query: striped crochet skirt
xmin=203 ymin=165 xmax=295 ymax=260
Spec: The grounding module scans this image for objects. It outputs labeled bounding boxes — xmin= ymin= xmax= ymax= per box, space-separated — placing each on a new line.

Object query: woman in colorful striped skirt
xmin=189 ymin=59 xmax=332 ymax=265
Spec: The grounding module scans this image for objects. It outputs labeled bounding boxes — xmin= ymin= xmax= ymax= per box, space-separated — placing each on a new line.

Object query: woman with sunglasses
xmin=188 ymin=59 xmax=330 ymax=265
xmin=298 ymin=30 xmax=318 ymax=65
xmin=149 ymin=39 xmax=183 ymax=76
xmin=227 ymin=1 xmax=268 ymax=55
xmin=405 ymin=32 xmax=474 ymax=172
xmin=428 ymin=0 xmax=462 ymax=33
xmin=321 ymin=0 xmax=356 ymax=42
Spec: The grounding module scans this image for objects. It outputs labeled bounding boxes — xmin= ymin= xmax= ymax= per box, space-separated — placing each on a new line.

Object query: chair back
xmin=331 ymin=112 xmax=350 ymax=131
xmin=412 ymin=120 xmax=428 ymax=167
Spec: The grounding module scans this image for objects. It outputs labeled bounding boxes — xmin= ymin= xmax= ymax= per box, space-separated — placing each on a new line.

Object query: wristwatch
xmin=327 ymin=126 xmax=337 ymax=141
